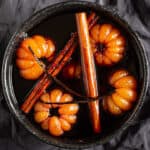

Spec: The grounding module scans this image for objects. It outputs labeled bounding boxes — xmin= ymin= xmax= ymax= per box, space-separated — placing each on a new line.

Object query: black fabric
xmin=0 ymin=0 xmax=150 ymax=149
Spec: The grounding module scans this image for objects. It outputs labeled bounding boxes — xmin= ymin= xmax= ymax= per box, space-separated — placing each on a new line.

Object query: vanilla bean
xmin=28 ymin=45 xmax=101 ymax=100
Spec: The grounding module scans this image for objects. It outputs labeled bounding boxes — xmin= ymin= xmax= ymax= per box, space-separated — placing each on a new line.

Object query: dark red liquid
xmin=12 ymin=12 xmax=141 ymax=141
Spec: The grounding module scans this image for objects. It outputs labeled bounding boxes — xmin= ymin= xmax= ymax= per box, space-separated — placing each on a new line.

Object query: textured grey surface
xmin=0 ymin=0 xmax=150 ymax=150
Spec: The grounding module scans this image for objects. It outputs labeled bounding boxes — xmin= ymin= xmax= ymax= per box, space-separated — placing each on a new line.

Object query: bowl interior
xmin=2 ymin=1 xmax=148 ymax=148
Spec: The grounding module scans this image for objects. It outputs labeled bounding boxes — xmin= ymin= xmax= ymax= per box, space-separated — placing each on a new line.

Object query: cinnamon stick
xmin=76 ymin=13 xmax=101 ymax=133
xmin=21 ymin=36 xmax=77 ymax=113
xmin=21 ymin=12 xmax=98 ymax=114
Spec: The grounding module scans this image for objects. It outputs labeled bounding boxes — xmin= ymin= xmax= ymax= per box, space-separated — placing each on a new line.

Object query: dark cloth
xmin=0 ymin=0 xmax=150 ymax=149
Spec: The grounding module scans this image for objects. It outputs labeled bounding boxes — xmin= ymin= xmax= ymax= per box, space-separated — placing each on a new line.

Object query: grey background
xmin=0 ymin=0 xmax=150 ymax=149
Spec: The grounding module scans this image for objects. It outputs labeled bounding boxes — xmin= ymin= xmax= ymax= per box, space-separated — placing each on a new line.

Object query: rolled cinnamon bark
xmin=21 ymin=13 xmax=98 ymax=114
xmin=76 ymin=13 xmax=101 ymax=133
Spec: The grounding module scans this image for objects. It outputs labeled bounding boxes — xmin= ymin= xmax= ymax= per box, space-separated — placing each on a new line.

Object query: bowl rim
xmin=1 ymin=0 xmax=149 ymax=149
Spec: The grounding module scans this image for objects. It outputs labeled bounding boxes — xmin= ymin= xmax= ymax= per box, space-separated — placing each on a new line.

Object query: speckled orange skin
xmin=103 ymin=69 xmax=137 ymax=115
xmin=62 ymin=62 xmax=81 ymax=79
xmin=16 ymin=35 xmax=55 ymax=80
xmin=90 ymin=24 xmax=125 ymax=66
xmin=34 ymin=89 xmax=79 ymax=136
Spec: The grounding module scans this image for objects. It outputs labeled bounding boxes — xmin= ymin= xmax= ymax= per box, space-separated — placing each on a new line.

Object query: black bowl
xmin=1 ymin=1 xmax=149 ymax=149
